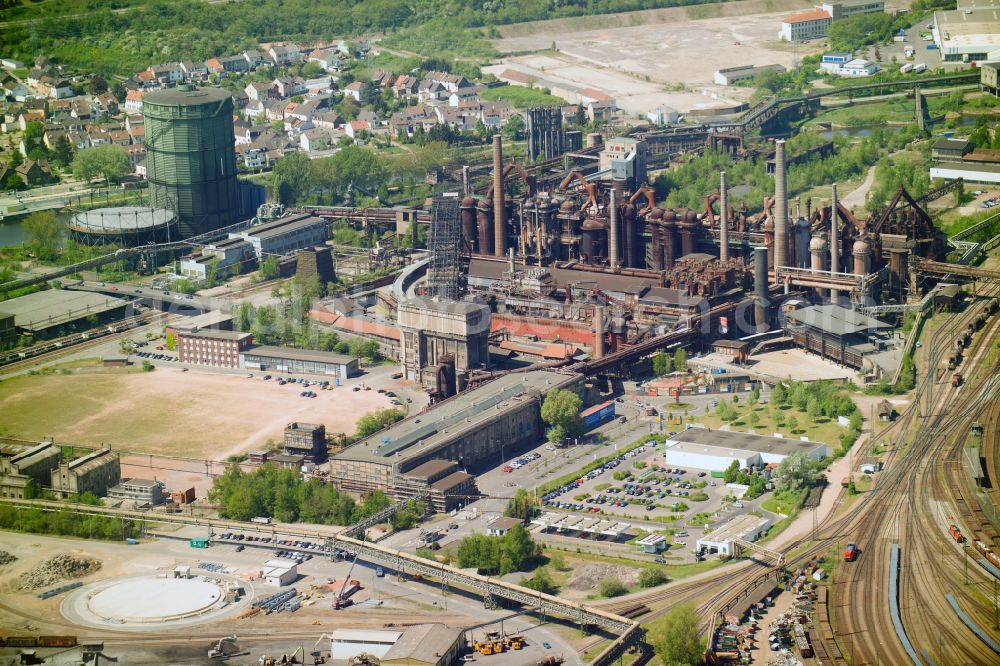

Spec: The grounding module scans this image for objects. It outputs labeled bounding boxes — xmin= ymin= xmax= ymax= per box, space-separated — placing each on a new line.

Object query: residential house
xmin=66 ymin=131 xmax=91 ymax=151
xmin=180 ymin=60 xmax=209 ymax=81
xmin=18 ymin=109 xmax=46 ymax=130
xmin=267 ymin=43 xmax=302 ymax=67
xmin=370 ymin=69 xmax=395 ymax=88
xmin=586 ymin=99 xmax=617 ymax=122
xmin=417 ymin=79 xmax=447 ymax=102
xmin=95 ymin=92 xmax=119 ymax=116
xmin=424 ymin=71 xmax=471 ymax=93
xmin=126 ymin=143 xmax=146 ymax=169
xmin=264 ymin=98 xmax=293 ymax=122
xmin=245 ymin=81 xmax=272 ymax=102
xmin=243 ymin=146 xmax=269 ymax=171
xmin=147 ymin=62 xmax=184 ymax=84
xmin=124 ymin=89 xmax=145 ymax=114
xmin=343 ymin=80 xmax=364 ymax=102
xmin=243 ymin=49 xmax=265 ymax=70
xmin=308 ymin=49 xmax=342 ymax=73
xmin=448 ymin=87 xmax=479 ymax=106
xmin=311 ymin=111 xmax=343 ymax=130
xmin=16 ymin=159 xmax=55 ymax=185
xmin=393 ymin=75 xmax=419 ymax=99
xmin=125 ymin=115 xmax=144 ymax=138
xmin=300 ymin=128 xmax=337 ymax=151
xmin=479 ymin=101 xmax=515 ymax=128
xmin=42 ymin=129 xmax=67 ymax=151
xmin=303 ymin=77 xmax=335 ymax=94
xmin=47 ymin=80 xmax=74 ymax=100
xmin=204 ymin=58 xmax=226 ymax=77
xmin=219 ymin=55 xmax=250 ymax=75
xmin=234 ymin=121 xmax=263 ymax=146
xmin=343 ymin=119 xmax=371 ymax=139
xmin=243 ymin=99 xmax=265 ymax=120
xmin=271 ymin=76 xmax=306 ymax=99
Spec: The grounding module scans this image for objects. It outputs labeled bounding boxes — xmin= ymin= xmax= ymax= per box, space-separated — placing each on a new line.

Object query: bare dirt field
xmin=488 ymin=0 xmax=826 ymax=115
xmin=744 ymin=348 xmax=854 ymax=381
xmin=0 ymin=366 xmax=395 ymax=459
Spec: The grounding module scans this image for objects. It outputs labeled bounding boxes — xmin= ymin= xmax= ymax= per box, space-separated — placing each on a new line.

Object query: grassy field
xmin=480 ymin=85 xmax=566 ymax=109
xmin=697 ymin=397 xmax=845 ymax=447
xmin=810 ymin=98 xmax=916 ymax=126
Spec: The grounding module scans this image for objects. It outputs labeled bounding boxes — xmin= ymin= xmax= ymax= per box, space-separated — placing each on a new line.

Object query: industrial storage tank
xmin=143 ymin=86 xmax=240 ymax=238
xmin=69 ymin=206 xmax=178 ymax=247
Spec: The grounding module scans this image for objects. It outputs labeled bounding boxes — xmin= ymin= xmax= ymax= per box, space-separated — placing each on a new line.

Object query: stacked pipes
xmin=594 ymin=305 xmax=606 ymax=359
xmin=719 ymin=171 xmax=729 ymax=262
xmin=609 ymin=188 xmax=619 ymax=269
xmin=492 ymin=134 xmax=506 ymax=258
xmin=754 ymin=246 xmax=769 ymax=332
xmin=773 ymin=140 xmax=788 ymax=279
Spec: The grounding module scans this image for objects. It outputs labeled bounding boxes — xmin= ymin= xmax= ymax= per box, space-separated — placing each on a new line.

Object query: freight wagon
xmin=949 ymin=524 xmax=964 ymax=543
xmin=581 ymin=401 xmax=615 ymax=430
xmin=0 ymin=636 xmax=78 ymax=648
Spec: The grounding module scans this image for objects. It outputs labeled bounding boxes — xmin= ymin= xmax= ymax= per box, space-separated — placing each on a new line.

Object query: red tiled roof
xmin=784 ymin=8 xmax=831 ymax=23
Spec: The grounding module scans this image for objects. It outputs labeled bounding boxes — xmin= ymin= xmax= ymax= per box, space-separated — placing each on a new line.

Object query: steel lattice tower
xmin=427 ymin=196 xmax=465 ymax=300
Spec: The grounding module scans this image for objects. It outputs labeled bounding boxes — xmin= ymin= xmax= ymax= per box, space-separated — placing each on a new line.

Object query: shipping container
xmin=5 ymin=637 xmax=38 ymax=648
xmin=125 ymin=538 xmax=139 ymax=545
xmin=899 ymin=63 xmax=913 ymax=73
xmin=913 ymin=63 xmax=927 ymax=72
xmin=189 ymin=538 xmax=209 ymax=548
xmin=38 ymin=636 xmax=77 ymax=648
xmin=580 ymin=401 xmax=615 ymax=430
xmin=251 ymin=516 xmax=271 ymax=524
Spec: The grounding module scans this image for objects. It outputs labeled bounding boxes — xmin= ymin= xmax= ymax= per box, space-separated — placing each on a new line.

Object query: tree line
xmin=0 ymin=503 xmax=141 ymax=541
xmin=455 ymin=523 xmax=540 ymax=575
xmin=209 ymin=463 xmax=422 ymax=528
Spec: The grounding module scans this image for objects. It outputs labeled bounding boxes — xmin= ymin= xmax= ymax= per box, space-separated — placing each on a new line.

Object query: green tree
xmin=773 ymin=452 xmax=820 ymax=492
xmin=3 ymin=172 xmax=25 ymax=191
xmin=772 ymin=382 xmax=787 ymax=405
xmin=521 ymin=567 xmax=558 ymax=594
xmin=673 ymin=348 xmax=688 ymax=372
xmin=51 ymin=134 xmax=74 ymax=166
xmin=652 ymin=351 xmax=672 ymax=376
xmin=272 ymin=151 xmax=313 ymax=205
xmin=259 ymin=255 xmax=281 ymax=280
xmin=301 ymin=61 xmax=323 ymax=78
xmin=23 ymin=211 xmax=65 ymax=261
xmin=505 ymin=489 xmax=538 ymax=521
xmin=501 ymin=115 xmax=525 ymax=142
xmin=599 ymin=577 xmax=627 ymax=598
xmin=723 ymin=459 xmax=740 ymax=484
xmin=72 ymin=145 xmax=129 ymax=185
xmin=540 ymin=388 xmax=584 ymax=443
xmin=807 ymin=397 xmax=821 ymax=420
xmin=653 ymin=603 xmax=704 ymax=666
xmin=786 ymin=415 xmax=799 ymax=433
xmin=88 ymin=75 xmax=108 ymax=95
xmin=639 ymin=567 xmax=668 ymax=588
xmin=165 ymin=331 xmax=176 ymax=350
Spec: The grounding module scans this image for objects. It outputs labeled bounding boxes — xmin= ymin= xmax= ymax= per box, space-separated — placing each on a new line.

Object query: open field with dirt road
xmin=0 ymin=363 xmax=394 ymax=458
xmin=488 ymin=0 xmax=828 ymax=115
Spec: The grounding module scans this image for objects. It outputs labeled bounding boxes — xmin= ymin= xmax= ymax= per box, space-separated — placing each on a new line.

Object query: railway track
xmin=0 ymin=311 xmax=168 ymax=374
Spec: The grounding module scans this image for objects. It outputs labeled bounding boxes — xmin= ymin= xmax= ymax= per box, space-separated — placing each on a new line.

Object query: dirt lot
xmin=488 ymin=0 xmax=825 ymax=115
xmin=0 ymin=365 xmax=395 ymax=458
xmin=737 ymin=348 xmax=853 ymax=381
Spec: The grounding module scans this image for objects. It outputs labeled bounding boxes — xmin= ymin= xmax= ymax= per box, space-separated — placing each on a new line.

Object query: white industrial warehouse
xmin=327 ymin=624 xmax=464 ymax=666
xmin=662 ymin=428 xmax=827 ymax=472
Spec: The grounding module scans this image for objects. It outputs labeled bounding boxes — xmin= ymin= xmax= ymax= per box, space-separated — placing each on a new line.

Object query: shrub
xmin=599 ymin=577 xmax=628 ymax=598
xmin=639 ymin=567 xmax=668 ymax=588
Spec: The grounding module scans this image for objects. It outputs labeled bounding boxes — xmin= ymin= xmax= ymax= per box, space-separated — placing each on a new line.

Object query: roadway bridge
xmin=64 ymin=281 xmax=219 ymax=313
xmin=0 ymin=497 xmax=641 ymax=664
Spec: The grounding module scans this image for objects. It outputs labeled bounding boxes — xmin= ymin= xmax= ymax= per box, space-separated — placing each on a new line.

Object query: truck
xmin=580 ymin=400 xmax=616 ymax=430
xmin=251 ymin=516 xmax=271 ymax=524
xmin=904 ymin=47 xmax=915 ymax=58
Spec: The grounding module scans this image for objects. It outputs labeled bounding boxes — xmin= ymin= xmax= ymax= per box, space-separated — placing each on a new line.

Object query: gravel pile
xmin=18 ymin=554 xmax=101 ymax=590
xmin=566 ymin=563 xmax=640 ymax=590
xmin=0 ymin=550 xmax=17 ymax=566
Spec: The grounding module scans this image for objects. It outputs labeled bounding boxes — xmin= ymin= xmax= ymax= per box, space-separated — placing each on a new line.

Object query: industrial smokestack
xmin=492 ymin=134 xmax=506 ymax=258
xmin=462 ymin=165 xmax=470 ymax=196
xmin=773 ymin=140 xmax=788 ymax=279
xmin=830 ymin=183 xmax=839 ymax=301
xmin=594 ymin=305 xmax=606 ymax=359
xmin=754 ymin=246 xmax=769 ymax=333
xmin=609 ymin=188 xmax=619 ymax=270
xmin=719 ymin=171 xmax=729 ymax=262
